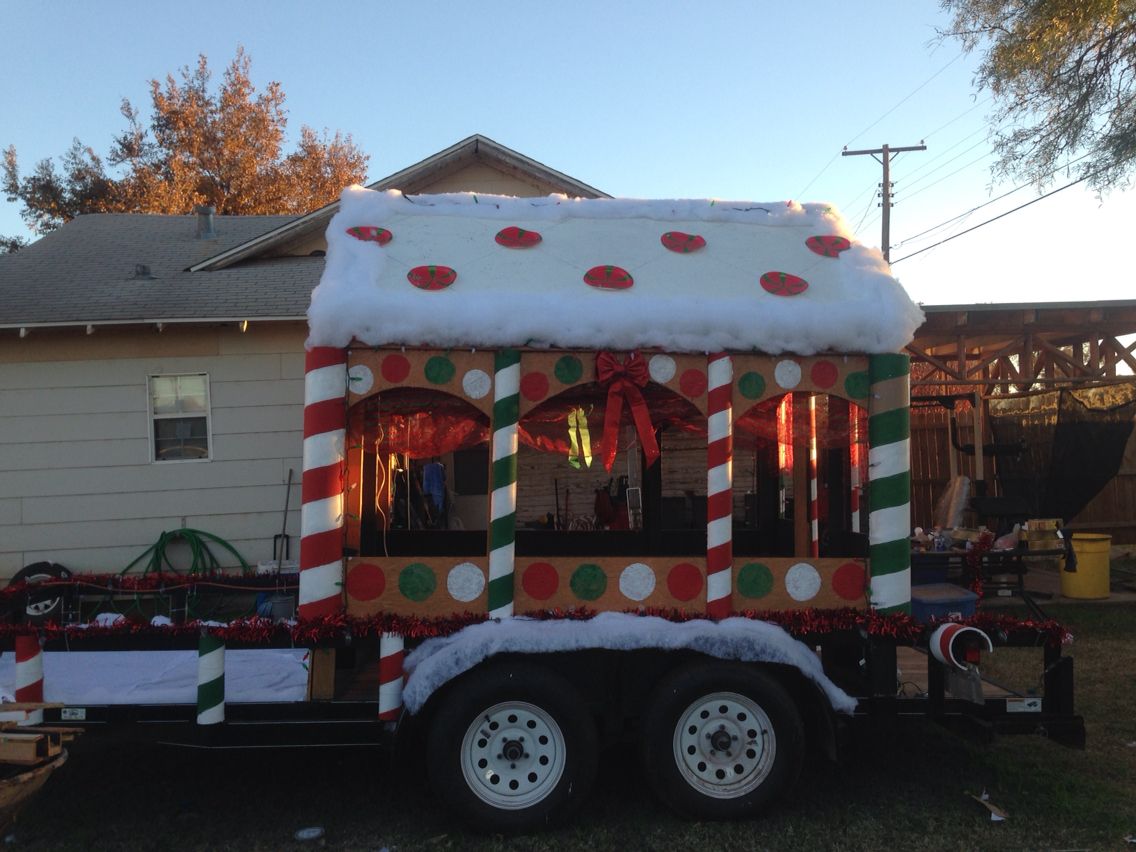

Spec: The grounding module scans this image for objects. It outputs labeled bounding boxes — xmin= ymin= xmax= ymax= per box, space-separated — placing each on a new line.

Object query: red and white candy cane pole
xmin=808 ymin=394 xmax=819 ymax=558
xmin=14 ymin=634 xmax=44 ymax=726
xmin=300 ymin=347 xmax=348 ymax=620
xmin=706 ymin=353 xmax=733 ymax=619
xmin=378 ymin=632 xmax=404 ymax=721
xmin=850 ymin=411 xmax=862 ymax=534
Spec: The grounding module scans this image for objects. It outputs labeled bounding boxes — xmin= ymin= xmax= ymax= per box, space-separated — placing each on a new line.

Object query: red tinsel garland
xmin=964 ymin=530 xmax=996 ymax=598
xmin=0 ymin=603 xmax=1069 ymax=649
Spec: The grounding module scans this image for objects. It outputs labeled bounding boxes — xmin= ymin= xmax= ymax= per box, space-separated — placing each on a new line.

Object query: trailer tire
xmin=426 ymin=662 xmax=597 ymax=833
xmin=642 ymin=662 xmax=803 ymax=820
xmin=11 ymin=562 xmax=72 ymax=625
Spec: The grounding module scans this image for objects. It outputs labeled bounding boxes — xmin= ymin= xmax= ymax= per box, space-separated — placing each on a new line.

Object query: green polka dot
xmin=399 ymin=563 xmax=436 ymax=601
xmin=554 ymin=355 xmax=584 ymax=385
xmin=844 ymin=370 xmax=870 ymax=399
xmin=424 ymin=356 xmax=456 ymax=385
xmin=570 ymin=563 xmax=607 ymax=601
xmin=737 ymin=563 xmax=774 ymax=599
xmin=738 ymin=371 xmax=766 ymax=400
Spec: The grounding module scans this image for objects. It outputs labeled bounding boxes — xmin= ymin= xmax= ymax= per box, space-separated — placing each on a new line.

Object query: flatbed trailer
xmin=2 ymin=189 xmax=1083 ymax=832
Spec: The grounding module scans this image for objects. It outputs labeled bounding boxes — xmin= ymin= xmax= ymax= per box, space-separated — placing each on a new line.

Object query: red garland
xmin=596 ymin=351 xmax=660 ymax=471
xmin=964 ymin=529 xmax=996 ymax=598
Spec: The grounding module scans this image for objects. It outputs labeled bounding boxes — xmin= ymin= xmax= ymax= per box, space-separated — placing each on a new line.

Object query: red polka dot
xmin=522 ymin=562 xmax=559 ymax=600
xmin=679 ymin=369 xmax=707 ymax=398
xmin=667 ymin=562 xmax=703 ymax=602
xmin=345 ymin=562 xmax=385 ymax=601
xmin=520 ymin=372 xmax=550 ymax=402
xmin=381 ymin=354 xmax=410 ymax=384
xmin=832 ymin=561 xmax=866 ymax=601
xmin=810 ymin=360 xmax=839 ymax=389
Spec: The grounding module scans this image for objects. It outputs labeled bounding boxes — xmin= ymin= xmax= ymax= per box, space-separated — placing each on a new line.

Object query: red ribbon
xmin=596 ymin=351 xmax=660 ymax=471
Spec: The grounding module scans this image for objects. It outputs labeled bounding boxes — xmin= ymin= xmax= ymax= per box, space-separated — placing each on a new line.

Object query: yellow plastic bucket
xmin=1062 ymin=534 xmax=1112 ymax=599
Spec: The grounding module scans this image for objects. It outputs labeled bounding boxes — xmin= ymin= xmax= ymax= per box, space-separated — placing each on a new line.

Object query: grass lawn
xmin=8 ymin=603 xmax=1136 ymax=851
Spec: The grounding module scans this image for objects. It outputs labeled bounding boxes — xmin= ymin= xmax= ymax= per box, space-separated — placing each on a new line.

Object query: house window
xmin=150 ymin=374 xmax=210 ymax=461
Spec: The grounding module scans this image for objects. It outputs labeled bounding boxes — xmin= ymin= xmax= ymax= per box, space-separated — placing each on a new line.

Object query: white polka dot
xmin=347 ymin=365 xmax=373 ymax=396
xmin=785 ymin=562 xmax=821 ymax=601
xmin=447 ymin=562 xmax=485 ymax=602
xmin=774 ymin=359 xmax=802 ymax=389
xmin=462 ymin=369 xmax=491 ymax=400
xmin=649 ymin=354 xmax=676 ymax=384
xmin=619 ymin=562 xmax=656 ymax=601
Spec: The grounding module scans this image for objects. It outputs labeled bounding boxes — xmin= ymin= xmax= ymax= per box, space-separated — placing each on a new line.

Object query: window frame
xmin=148 ymin=372 xmax=212 ymax=464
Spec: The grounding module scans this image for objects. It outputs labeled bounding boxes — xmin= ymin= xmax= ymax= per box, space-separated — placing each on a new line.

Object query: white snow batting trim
xmin=305 ymin=363 xmax=348 ymax=406
xmin=402 ymin=612 xmax=856 ymax=715
xmin=868 ymin=439 xmax=910 ymax=482
xmin=298 ymin=561 xmax=343 ymax=606
xmin=870 ymin=567 xmax=911 ymax=611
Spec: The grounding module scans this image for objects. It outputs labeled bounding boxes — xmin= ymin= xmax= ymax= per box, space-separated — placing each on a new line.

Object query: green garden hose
xmin=122 ymin=528 xmax=253 ymax=577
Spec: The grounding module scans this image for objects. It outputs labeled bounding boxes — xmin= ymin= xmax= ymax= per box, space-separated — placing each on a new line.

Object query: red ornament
xmin=407 ymin=265 xmax=457 ymax=291
xmin=495 ymin=226 xmax=542 ymax=248
xmin=805 ymin=235 xmax=851 ymax=258
xmin=346 ymin=226 xmax=393 ymax=246
xmin=584 ymin=266 xmax=634 ymax=290
xmin=660 ymin=231 xmax=707 ymax=253
xmin=760 ymin=271 xmax=808 ymax=297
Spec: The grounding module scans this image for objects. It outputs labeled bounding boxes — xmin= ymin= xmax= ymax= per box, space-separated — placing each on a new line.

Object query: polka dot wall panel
xmin=347 ymin=349 xmax=497 ymax=416
xmin=344 ymin=556 xmax=868 ymax=617
xmin=731 ymin=354 xmax=870 ymax=410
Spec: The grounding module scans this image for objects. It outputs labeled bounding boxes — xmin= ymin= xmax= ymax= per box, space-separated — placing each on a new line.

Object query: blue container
xmin=911 ymin=583 xmax=979 ymax=623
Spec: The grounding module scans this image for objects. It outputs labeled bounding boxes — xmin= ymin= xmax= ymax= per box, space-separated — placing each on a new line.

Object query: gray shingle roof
xmin=0 ymin=213 xmax=316 ymax=325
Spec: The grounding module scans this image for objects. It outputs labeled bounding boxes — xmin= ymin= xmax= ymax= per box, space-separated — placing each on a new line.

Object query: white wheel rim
xmin=460 ymin=700 xmax=567 ymax=810
xmin=23 ymin=572 xmax=61 ymax=617
xmin=672 ymin=690 xmax=776 ymax=799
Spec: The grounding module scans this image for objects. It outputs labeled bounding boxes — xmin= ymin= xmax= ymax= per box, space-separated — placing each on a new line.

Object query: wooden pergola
xmin=907 ymin=299 xmax=1136 ymax=395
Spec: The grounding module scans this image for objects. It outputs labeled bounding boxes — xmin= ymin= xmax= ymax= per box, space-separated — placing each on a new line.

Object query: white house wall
xmin=0 ymin=323 xmax=306 ymax=578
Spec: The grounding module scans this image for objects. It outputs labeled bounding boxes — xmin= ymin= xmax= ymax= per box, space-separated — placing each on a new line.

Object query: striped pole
xmin=850 ymin=411 xmax=862 ymax=534
xmin=706 ymin=353 xmax=733 ymax=619
xmin=300 ymin=347 xmax=348 ymax=620
xmin=808 ymin=394 xmax=819 ymax=558
xmin=14 ymin=635 xmax=43 ymax=726
xmin=867 ymin=354 xmax=911 ymax=614
xmin=196 ymin=633 xmax=225 ymax=725
xmin=488 ymin=349 xmax=520 ymax=619
xmin=378 ymin=632 xmax=405 ymax=721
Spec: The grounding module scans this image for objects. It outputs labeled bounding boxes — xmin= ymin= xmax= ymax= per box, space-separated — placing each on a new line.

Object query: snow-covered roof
xmin=308 ymin=187 xmax=924 ymax=354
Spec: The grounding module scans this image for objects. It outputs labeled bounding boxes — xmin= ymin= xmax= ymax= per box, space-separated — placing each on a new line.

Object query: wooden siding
xmin=0 ymin=323 xmax=306 ymax=577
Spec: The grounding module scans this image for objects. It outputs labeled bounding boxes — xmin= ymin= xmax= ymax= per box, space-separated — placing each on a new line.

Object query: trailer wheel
xmin=642 ymin=662 xmax=804 ymax=820
xmin=426 ymin=662 xmax=597 ymax=833
xmin=10 ymin=562 xmax=72 ymax=625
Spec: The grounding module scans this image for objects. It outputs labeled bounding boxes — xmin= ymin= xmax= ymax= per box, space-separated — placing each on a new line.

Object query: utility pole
xmin=842 ymin=143 xmax=926 ymax=262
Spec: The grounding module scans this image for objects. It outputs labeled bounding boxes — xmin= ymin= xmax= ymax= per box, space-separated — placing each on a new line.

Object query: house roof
xmin=309 ymin=188 xmax=924 ymax=355
xmin=189 ymin=134 xmax=608 ymax=273
xmin=0 ymin=213 xmax=311 ymax=327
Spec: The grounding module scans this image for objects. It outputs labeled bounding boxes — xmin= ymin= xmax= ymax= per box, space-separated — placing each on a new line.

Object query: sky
xmin=2 ymin=0 xmax=1132 ymax=307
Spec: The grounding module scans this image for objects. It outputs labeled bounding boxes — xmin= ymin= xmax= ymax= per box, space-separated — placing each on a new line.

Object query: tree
xmin=941 ymin=0 xmax=1136 ymax=192
xmin=0 ymin=234 xmax=28 ymax=255
xmin=3 ymin=47 xmax=368 ymax=235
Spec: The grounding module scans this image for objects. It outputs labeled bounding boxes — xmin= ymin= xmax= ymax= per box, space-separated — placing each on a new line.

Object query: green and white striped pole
xmin=488 ymin=349 xmax=520 ymax=619
xmin=867 ymin=353 xmax=911 ymax=614
xmin=197 ymin=632 xmax=225 ymax=725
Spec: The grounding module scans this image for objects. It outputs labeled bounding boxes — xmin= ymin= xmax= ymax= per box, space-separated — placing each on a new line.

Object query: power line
xmin=889 ymin=176 xmax=1088 ymax=264
xmin=795 ymin=52 xmax=963 ymax=199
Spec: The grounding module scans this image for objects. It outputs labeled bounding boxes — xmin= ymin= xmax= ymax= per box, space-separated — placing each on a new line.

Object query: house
xmin=0 ymin=136 xmax=606 ymax=577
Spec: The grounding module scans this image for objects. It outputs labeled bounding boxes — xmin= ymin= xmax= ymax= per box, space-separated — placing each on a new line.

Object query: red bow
xmin=596 ymin=351 xmax=660 ymax=471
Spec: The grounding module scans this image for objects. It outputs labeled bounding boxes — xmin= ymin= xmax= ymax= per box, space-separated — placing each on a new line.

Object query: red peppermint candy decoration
xmin=760 ymin=271 xmax=808 ymax=297
xmin=347 ymin=226 xmax=393 ymax=246
xmin=495 ymin=226 xmax=542 ymax=248
xmin=407 ymin=265 xmax=457 ymax=291
xmin=584 ymin=265 xmax=634 ymax=290
xmin=660 ymin=231 xmax=707 ymax=253
xmin=805 ymin=235 xmax=851 ymax=258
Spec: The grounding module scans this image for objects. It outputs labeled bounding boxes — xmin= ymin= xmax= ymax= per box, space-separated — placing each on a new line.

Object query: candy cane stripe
xmin=488 ymin=349 xmax=520 ymax=619
xmin=868 ymin=353 xmax=911 ymax=614
xmin=301 ymin=347 xmax=347 ymax=620
xmin=706 ymin=353 xmax=733 ymax=619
